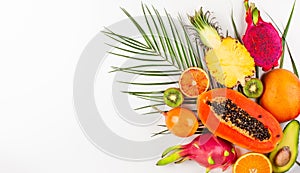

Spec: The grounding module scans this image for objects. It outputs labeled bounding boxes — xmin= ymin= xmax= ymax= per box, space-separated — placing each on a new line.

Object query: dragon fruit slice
xmin=156 ymin=133 xmax=237 ymax=172
xmin=242 ymin=0 xmax=283 ymax=71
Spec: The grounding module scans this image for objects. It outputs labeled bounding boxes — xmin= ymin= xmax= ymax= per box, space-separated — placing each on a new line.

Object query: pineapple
xmin=189 ymin=9 xmax=255 ymax=88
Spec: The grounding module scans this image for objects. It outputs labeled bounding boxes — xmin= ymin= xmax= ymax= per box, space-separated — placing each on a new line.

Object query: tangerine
xmin=233 ymin=153 xmax=272 ymax=173
xmin=179 ymin=67 xmax=209 ymax=98
xmin=260 ymin=69 xmax=300 ymax=123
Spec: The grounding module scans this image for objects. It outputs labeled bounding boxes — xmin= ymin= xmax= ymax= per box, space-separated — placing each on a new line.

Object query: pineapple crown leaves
xmin=189 ymin=8 xmax=222 ymax=49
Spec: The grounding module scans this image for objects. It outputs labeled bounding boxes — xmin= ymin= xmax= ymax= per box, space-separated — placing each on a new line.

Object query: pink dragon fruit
xmin=156 ymin=133 xmax=237 ymax=172
xmin=242 ymin=0 xmax=283 ymax=71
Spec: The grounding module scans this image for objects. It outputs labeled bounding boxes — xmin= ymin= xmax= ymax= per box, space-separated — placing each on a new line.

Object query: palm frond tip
xmin=104 ymin=4 xmax=214 ymax=109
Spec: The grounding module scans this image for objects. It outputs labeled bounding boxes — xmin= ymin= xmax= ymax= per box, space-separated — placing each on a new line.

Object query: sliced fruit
xmin=197 ymin=88 xmax=283 ymax=153
xmin=154 ymin=107 xmax=199 ymax=137
xmin=269 ymin=120 xmax=300 ymax=172
xmin=163 ymin=88 xmax=184 ymax=108
xmin=243 ymin=78 xmax=263 ymax=98
xmin=189 ymin=8 xmax=255 ymax=88
xmin=260 ymin=69 xmax=300 ymax=122
xmin=179 ymin=67 xmax=209 ymax=98
xmin=243 ymin=0 xmax=282 ymax=71
xmin=233 ymin=152 xmax=272 ymax=173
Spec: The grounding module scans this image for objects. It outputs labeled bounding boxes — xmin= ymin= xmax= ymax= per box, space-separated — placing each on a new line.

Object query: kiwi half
xmin=163 ymin=88 xmax=184 ymax=108
xmin=243 ymin=78 xmax=264 ymax=98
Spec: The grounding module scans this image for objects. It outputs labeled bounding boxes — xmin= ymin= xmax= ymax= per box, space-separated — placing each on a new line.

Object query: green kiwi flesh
xmin=243 ymin=78 xmax=263 ymax=98
xmin=163 ymin=88 xmax=184 ymax=108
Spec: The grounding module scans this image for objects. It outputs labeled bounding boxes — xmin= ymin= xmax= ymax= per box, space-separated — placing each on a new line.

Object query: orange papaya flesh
xmin=197 ymin=88 xmax=283 ymax=153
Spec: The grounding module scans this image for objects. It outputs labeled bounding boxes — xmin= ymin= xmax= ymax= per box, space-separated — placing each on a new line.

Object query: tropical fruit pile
xmin=105 ymin=0 xmax=300 ymax=172
xmin=156 ymin=1 xmax=299 ymax=172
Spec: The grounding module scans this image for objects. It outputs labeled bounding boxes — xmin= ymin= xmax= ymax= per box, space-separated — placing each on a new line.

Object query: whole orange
xmin=260 ymin=69 xmax=300 ymax=122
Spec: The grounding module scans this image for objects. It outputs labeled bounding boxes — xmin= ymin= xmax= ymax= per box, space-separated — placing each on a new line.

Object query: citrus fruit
xmin=233 ymin=153 xmax=272 ymax=173
xmin=260 ymin=69 xmax=300 ymax=122
xmin=179 ymin=67 xmax=209 ymax=98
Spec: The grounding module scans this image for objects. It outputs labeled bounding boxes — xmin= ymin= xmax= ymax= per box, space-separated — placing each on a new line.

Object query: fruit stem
xmin=296 ymin=161 xmax=300 ymax=166
xmin=151 ymin=106 xmax=166 ymax=115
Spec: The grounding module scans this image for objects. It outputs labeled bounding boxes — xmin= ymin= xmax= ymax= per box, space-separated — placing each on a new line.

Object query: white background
xmin=0 ymin=0 xmax=299 ymax=172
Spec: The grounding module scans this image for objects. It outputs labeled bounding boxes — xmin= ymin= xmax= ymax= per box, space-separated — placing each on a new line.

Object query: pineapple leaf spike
xmin=189 ymin=8 xmax=222 ymax=49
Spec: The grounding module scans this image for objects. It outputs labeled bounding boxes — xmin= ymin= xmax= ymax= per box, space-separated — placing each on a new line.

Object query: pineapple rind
xmin=205 ymin=37 xmax=255 ymax=88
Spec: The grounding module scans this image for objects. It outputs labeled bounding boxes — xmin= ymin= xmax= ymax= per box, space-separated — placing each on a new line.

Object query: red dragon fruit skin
xmin=156 ymin=133 xmax=237 ymax=172
xmin=242 ymin=0 xmax=283 ymax=71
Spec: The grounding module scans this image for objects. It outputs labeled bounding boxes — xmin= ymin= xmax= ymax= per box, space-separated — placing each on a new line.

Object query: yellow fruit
xmin=190 ymin=9 xmax=255 ymax=88
xmin=260 ymin=69 xmax=300 ymax=122
xmin=205 ymin=37 xmax=255 ymax=88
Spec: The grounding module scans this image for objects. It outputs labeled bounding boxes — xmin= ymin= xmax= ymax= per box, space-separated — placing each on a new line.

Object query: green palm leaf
xmin=105 ymin=4 xmax=208 ymax=112
xmin=279 ymin=0 xmax=296 ymax=69
xmin=265 ymin=1 xmax=298 ymax=77
xmin=117 ymin=81 xmax=178 ymax=86
xmin=230 ymin=10 xmax=242 ymax=43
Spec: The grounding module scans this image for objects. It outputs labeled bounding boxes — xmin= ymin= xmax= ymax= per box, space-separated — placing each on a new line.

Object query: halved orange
xmin=233 ymin=153 xmax=272 ymax=173
xmin=179 ymin=67 xmax=209 ymax=98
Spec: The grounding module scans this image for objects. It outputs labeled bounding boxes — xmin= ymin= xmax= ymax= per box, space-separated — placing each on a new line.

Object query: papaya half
xmin=197 ymin=88 xmax=283 ymax=153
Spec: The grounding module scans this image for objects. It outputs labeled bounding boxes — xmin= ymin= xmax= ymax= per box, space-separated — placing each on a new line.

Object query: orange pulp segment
xmin=179 ymin=67 xmax=209 ymax=98
xmin=233 ymin=152 xmax=272 ymax=173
